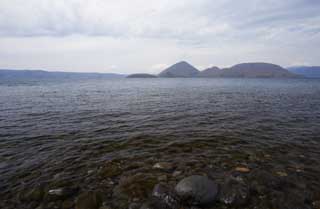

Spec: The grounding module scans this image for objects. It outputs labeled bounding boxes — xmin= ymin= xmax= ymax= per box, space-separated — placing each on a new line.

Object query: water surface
xmin=1 ymin=78 xmax=320 ymax=208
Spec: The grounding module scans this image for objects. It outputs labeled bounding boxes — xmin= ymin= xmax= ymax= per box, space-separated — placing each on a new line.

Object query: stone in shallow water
xmin=21 ymin=187 xmax=44 ymax=202
xmin=99 ymin=161 xmax=122 ymax=178
xmin=218 ymin=176 xmax=250 ymax=206
xmin=276 ymin=171 xmax=288 ymax=177
xmin=153 ymin=162 xmax=175 ymax=171
xmin=175 ymin=175 xmax=218 ymax=206
xmin=172 ymin=171 xmax=182 ymax=177
xmin=152 ymin=183 xmax=180 ymax=209
xmin=140 ymin=198 xmax=169 ymax=209
xmin=47 ymin=187 xmax=78 ymax=201
xmin=313 ymin=200 xmax=320 ymax=209
xmin=113 ymin=173 xmax=158 ymax=208
xmin=75 ymin=191 xmax=102 ymax=209
xmin=62 ymin=199 xmax=74 ymax=209
xmin=235 ymin=167 xmax=250 ymax=173
xmin=128 ymin=202 xmax=141 ymax=209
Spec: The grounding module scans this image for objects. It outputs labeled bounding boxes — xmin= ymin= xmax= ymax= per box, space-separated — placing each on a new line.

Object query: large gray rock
xmin=152 ymin=184 xmax=180 ymax=209
xmin=175 ymin=175 xmax=218 ymax=206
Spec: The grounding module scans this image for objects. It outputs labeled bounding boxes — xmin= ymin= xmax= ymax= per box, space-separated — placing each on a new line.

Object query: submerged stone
xmin=175 ymin=175 xmax=218 ymax=206
xmin=140 ymin=198 xmax=169 ymax=209
xmin=99 ymin=161 xmax=122 ymax=178
xmin=62 ymin=199 xmax=74 ymax=209
xmin=218 ymin=176 xmax=250 ymax=206
xmin=235 ymin=167 xmax=250 ymax=173
xmin=75 ymin=191 xmax=102 ymax=209
xmin=47 ymin=187 xmax=78 ymax=200
xmin=153 ymin=162 xmax=175 ymax=171
xmin=152 ymin=184 xmax=180 ymax=209
xmin=113 ymin=173 xmax=158 ymax=206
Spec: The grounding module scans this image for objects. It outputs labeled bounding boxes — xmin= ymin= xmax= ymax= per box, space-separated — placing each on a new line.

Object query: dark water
xmin=1 ymin=78 xmax=320 ymax=209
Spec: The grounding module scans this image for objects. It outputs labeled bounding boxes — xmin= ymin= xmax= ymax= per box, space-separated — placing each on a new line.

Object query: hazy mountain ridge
xmin=220 ymin=63 xmax=299 ymax=78
xmin=287 ymin=66 xmax=320 ymax=78
xmin=0 ymin=69 xmax=126 ymax=80
xmin=197 ymin=67 xmax=223 ymax=77
xmin=158 ymin=62 xmax=301 ymax=78
xmin=127 ymin=73 xmax=157 ymax=78
xmin=1 ymin=62 xmax=310 ymax=81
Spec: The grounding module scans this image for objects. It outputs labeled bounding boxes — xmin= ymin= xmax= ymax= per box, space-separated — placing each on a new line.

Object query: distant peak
xmin=158 ymin=61 xmax=199 ymax=77
xmin=175 ymin=61 xmax=191 ymax=65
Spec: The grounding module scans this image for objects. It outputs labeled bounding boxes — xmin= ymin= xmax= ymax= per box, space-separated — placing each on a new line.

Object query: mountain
xmin=197 ymin=66 xmax=222 ymax=77
xmin=127 ymin=73 xmax=157 ymax=78
xmin=200 ymin=63 xmax=299 ymax=78
xmin=0 ymin=69 xmax=125 ymax=80
xmin=158 ymin=61 xmax=200 ymax=77
xmin=287 ymin=66 xmax=320 ymax=78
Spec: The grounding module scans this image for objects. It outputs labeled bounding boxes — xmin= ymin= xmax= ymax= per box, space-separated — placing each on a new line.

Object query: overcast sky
xmin=0 ymin=0 xmax=319 ymax=73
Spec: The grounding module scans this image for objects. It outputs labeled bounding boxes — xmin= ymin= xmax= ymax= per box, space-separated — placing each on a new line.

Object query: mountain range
xmin=2 ymin=62 xmax=320 ymax=80
xmin=128 ymin=61 xmax=303 ymax=78
xmin=0 ymin=69 xmax=125 ymax=80
xmin=287 ymin=66 xmax=320 ymax=78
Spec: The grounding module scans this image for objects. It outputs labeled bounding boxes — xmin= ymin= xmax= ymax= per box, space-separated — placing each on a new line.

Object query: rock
xmin=172 ymin=171 xmax=182 ymax=177
xmin=25 ymin=187 xmax=44 ymax=201
xmin=276 ymin=171 xmax=288 ymax=177
xmin=62 ymin=199 xmax=74 ymax=209
xmin=128 ymin=203 xmax=141 ymax=209
xmin=99 ymin=161 xmax=122 ymax=178
xmin=113 ymin=173 xmax=157 ymax=206
xmin=47 ymin=187 xmax=77 ymax=200
xmin=75 ymin=191 xmax=102 ymax=209
xmin=152 ymin=184 xmax=180 ymax=209
xmin=87 ymin=170 xmax=95 ymax=175
xmin=313 ymin=200 xmax=320 ymax=209
xmin=218 ymin=176 xmax=250 ymax=206
xmin=99 ymin=206 xmax=112 ymax=209
xmin=140 ymin=198 xmax=168 ymax=209
xmin=153 ymin=162 xmax=175 ymax=171
xmin=157 ymin=175 xmax=167 ymax=182
xmin=175 ymin=175 xmax=218 ymax=206
xmin=235 ymin=167 xmax=250 ymax=173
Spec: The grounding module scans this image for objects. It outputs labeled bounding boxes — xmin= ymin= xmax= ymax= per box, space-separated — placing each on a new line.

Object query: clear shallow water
xmin=1 ymin=78 xmax=320 ymax=208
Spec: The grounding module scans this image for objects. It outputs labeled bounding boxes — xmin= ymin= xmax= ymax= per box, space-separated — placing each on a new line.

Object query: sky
xmin=0 ymin=0 xmax=319 ymax=74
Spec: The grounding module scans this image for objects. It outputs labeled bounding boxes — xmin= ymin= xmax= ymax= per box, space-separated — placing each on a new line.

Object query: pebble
xmin=128 ymin=202 xmax=141 ymax=209
xmin=172 ymin=171 xmax=182 ymax=177
xmin=140 ymin=198 xmax=168 ymax=209
xmin=75 ymin=191 xmax=102 ymax=209
xmin=175 ymin=175 xmax=218 ymax=206
xmin=62 ymin=199 xmax=74 ymax=209
xmin=157 ymin=175 xmax=167 ymax=182
xmin=48 ymin=187 xmax=77 ymax=199
xmin=48 ymin=189 xmax=65 ymax=196
xmin=276 ymin=171 xmax=288 ymax=177
xmin=313 ymin=200 xmax=320 ymax=209
xmin=153 ymin=162 xmax=175 ymax=171
xmin=235 ymin=167 xmax=250 ymax=173
xmin=26 ymin=187 xmax=44 ymax=201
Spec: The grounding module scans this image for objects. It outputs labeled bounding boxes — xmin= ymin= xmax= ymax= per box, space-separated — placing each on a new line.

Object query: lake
xmin=1 ymin=78 xmax=320 ymax=209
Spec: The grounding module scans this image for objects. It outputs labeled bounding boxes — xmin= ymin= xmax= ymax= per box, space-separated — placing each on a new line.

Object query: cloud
xmin=0 ymin=0 xmax=319 ymax=72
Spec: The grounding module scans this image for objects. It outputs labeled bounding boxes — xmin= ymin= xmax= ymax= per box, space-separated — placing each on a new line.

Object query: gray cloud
xmin=0 ymin=0 xmax=319 ymax=72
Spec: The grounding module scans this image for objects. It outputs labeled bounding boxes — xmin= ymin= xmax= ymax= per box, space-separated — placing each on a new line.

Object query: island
xmin=126 ymin=73 xmax=158 ymax=78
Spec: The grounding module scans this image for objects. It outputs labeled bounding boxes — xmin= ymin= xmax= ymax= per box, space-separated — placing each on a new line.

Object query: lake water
xmin=1 ymin=78 xmax=320 ymax=209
